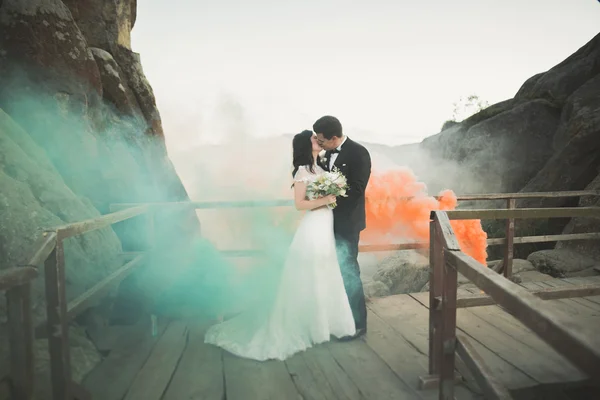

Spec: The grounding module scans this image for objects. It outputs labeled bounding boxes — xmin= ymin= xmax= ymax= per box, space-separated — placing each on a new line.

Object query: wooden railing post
xmin=44 ymin=238 xmax=72 ymax=400
xmin=6 ymin=282 xmax=34 ymax=400
xmin=439 ymin=249 xmax=458 ymax=400
xmin=428 ymin=215 xmax=444 ymax=376
xmin=503 ymin=198 xmax=515 ymax=278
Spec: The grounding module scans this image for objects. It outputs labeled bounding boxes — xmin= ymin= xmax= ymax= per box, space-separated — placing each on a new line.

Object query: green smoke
xmin=0 ymin=69 xmax=305 ymax=325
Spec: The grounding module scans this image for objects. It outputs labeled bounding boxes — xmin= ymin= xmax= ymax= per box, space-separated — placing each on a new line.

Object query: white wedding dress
xmin=204 ymin=164 xmax=356 ymax=361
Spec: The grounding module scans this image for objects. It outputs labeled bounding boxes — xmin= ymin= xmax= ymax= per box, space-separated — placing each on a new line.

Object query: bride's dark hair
xmin=292 ymin=130 xmax=316 ymax=177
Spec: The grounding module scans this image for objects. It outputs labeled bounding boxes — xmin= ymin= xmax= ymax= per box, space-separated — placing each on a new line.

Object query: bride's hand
xmin=323 ymin=194 xmax=337 ymax=205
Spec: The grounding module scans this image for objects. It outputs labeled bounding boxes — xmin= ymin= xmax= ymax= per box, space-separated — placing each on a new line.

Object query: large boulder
xmin=90 ymin=47 xmax=144 ymax=118
xmin=0 ymin=108 xmax=119 ymax=397
xmin=518 ymin=73 xmax=600 ymax=209
xmin=113 ymin=45 xmax=165 ymax=138
xmin=527 ymin=249 xmax=598 ymax=277
xmin=515 ymin=33 xmax=600 ymax=107
xmin=487 ymin=259 xmax=536 ymax=275
xmin=421 ymin=99 xmax=560 ymax=194
xmin=62 ymin=0 xmax=136 ymax=53
xmin=371 ymin=251 xmax=430 ymax=295
xmin=555 ymin=172 xmax=600 ymax=261
xmin=0 ymin=109 xmax=123 ymax=322
xmin=0 ymin=0 xmax=198 ymax=392
xmin=0 ymin=0 xmax=102 ymax=109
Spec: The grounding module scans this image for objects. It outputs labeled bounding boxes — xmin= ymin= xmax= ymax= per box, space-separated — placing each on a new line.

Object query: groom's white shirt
xmin=329 ymin=136 xmax=347 ymax=170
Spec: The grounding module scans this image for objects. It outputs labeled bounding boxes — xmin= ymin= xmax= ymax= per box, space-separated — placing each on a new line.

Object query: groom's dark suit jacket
xmin=321 ymin=138 xmax=372 ymax=234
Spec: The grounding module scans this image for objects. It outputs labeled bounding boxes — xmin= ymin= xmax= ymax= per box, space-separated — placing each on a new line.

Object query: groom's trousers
xmin=334 ymin=229 xmax=367 ymax=331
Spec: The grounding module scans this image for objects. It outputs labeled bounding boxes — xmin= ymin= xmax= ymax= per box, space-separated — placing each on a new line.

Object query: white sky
xmin=131 ymin=0 xmax=600 ymax=150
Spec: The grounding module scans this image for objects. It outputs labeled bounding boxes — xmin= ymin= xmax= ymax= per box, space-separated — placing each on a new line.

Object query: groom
xmin=314 ymin=115 xmax=371 ymax=339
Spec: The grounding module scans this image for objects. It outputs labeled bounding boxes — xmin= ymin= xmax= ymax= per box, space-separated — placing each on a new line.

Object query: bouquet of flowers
xmin=306 ymin=168 xmax=349 ymax=209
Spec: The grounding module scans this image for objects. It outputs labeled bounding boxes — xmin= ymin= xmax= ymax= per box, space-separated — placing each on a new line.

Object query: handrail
xmin=67 ymin=254 xmax=146 ymax=320
xmin=8 ymin=207 xmax=151 ymax=400
xmin=52 ymin=205 xmax=149 ymax=239
xmin=449 ymin=190 xmax=600 ymax=200
xmin=425 ymin=210 xmax=600 ymax=399
xmin=25 ymin=232 xmax=58 ymax=267
xmin=446 ymin=206 xmax=600 ymax=220
xmin=108 ymin=189 xmax=600 ymax=211
xmin=1 ymin=232 xmax=58 ymax=400
xmin=5 ymin=190 xmax=598 ymax=399
xmin=447 ymin=249 xmax=600 ymax=375
xmin=0 ymin=267 xmax=38 ymax=291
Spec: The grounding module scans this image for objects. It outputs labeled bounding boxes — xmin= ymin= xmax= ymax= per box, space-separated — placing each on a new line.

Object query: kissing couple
xmin=205 ymin=115 xmax=372 ymax=361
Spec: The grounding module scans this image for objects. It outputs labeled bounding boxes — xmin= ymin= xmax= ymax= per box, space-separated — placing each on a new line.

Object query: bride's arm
xmin=293 ymin=182 xmax=335 ymax=211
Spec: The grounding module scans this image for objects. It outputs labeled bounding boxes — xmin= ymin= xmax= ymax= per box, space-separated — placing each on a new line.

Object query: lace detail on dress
xmin=293 ymin=165 xmax=323 ymax=184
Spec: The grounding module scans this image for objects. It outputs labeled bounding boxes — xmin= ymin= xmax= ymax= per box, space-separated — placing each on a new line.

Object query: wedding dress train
xmin=204 ymin=165 xmax=356 ymax=361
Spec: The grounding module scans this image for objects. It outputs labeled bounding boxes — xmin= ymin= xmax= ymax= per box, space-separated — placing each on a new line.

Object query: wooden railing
xmin=3 ymin=206 xmax=152 ymax=400
xmin=112 ymin=190 xmax=600 ymax=277
xmin=4 ymin=190 xmax=599 ymax=399
xmin=424 ymin=207 xmax=600 ymax=400
xmin=1 ymin=233 xmax=56 ymax=400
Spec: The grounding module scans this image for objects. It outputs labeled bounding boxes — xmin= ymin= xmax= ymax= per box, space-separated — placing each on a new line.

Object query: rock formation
xmin=372 ymin=33 xmax=600 ymax=295
xmin=0 ymin=0 xmax=199 ymax=396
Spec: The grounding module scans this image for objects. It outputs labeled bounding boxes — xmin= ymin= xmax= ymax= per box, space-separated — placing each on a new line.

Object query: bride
xmin=204 ymin=130 xmax=356 ymax=361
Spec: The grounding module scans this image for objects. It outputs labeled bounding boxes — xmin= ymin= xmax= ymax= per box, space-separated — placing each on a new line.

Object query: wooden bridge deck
xmin=82 ymin=276 xmax=600 ymax=400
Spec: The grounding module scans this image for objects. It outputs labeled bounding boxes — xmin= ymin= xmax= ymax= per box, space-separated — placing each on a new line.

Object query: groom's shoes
xmin=338 ymin=328 xmax=367 ymax=342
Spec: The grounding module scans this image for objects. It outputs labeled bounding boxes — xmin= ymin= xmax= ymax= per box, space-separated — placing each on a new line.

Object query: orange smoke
xmin=363 ymin=168 xmax=488 ymax=264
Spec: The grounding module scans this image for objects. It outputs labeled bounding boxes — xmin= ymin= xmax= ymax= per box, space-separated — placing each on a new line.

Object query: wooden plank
xmin=433 ymin=212 xmax=461 ymax=250
xmin=111 ymin=200 xmax=293 ymax=212
xmin=560 ymin=277 xmax=600 ymax=306
xmin=285 ymin=353 xmax=339 ymax=400
xmin=407 ymin=293 xmax=538 ymax=389
xmin=24 ymin=231 xmax=57 ymax=267
xmin=364 ymin=311 xmax=477 ymax=400
xmin=6 ymin=284 xmax=34 ymax=400
xmin=44 ymin=243 xmax=72 ymax=400
xmin=67 ymin=254 xmax=146 ymax=319
xmin=285 ymin=347 xmax=354 ymax=400
xmin=433 ymin=295 xmax=573 ymax=386
xmin=536 ymin=279 xmax=600 ymax=312
xmin=429 ymin=221 xmax=444 ymax=375
xmin=54 ymin=206 xmax=148 ymax=238
xmin=222 ymin=242 xmax=428 ymax=257
xmin=365 ymin=310 xmax=429 ymax=388
xmin=83 ymin=318 xmax=167 ymax=400
xmin=518 ymin=282 xmax=599 ymax=319
xmin=0 ymin=267 xmax=38 ymax=291
xmin=326 ymin=339 xmax=419 ymax=400
xmin=503 ymin=198 xmax=516 ymax=278
xmin=464 ymin=305 xmax=586 ymax=383
xmin=446 ymin=207 xmax=600 ymax=221
xmin=86 ymin=324 xmax=136 ymax=354
xmin=440 ymin=249 xmax=459 ymax=400
xmin=453 ymin=190 xmax=600 ymax=200
xmin=224 ymin=231 xmax=600 ymax=256
xmin=290 ymin=344 xmax=363 ymax=400
xmin=109 ymin=190 xmax=600 ymax=212
xmin=124 ymin=320 xmax=188 ymax=400
xmin=162 ymin=322 xmax=224 ymax=400
xmin=223 ymin=353 xmax=300 ymax=400
xmin=448 ymin=250 xmax=600 ymax=377
xmin=456 ymin=335 xmax=513 ymax=400
xmin=425 ymin=283 xmax=600 ymax=309
xmin=487 ymin=232 xmax=600 ymax=246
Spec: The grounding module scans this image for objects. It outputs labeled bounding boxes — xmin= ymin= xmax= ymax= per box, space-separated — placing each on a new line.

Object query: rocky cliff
xmin=420 ymin=33 xmax=600 ymax=202
xmin=421 ymin=32 xmax=600 ymax=261
xmin=367 ymin=33 xmax=600 ymax=296
xmin=0 ymin=0 xmax=198 ymax=394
